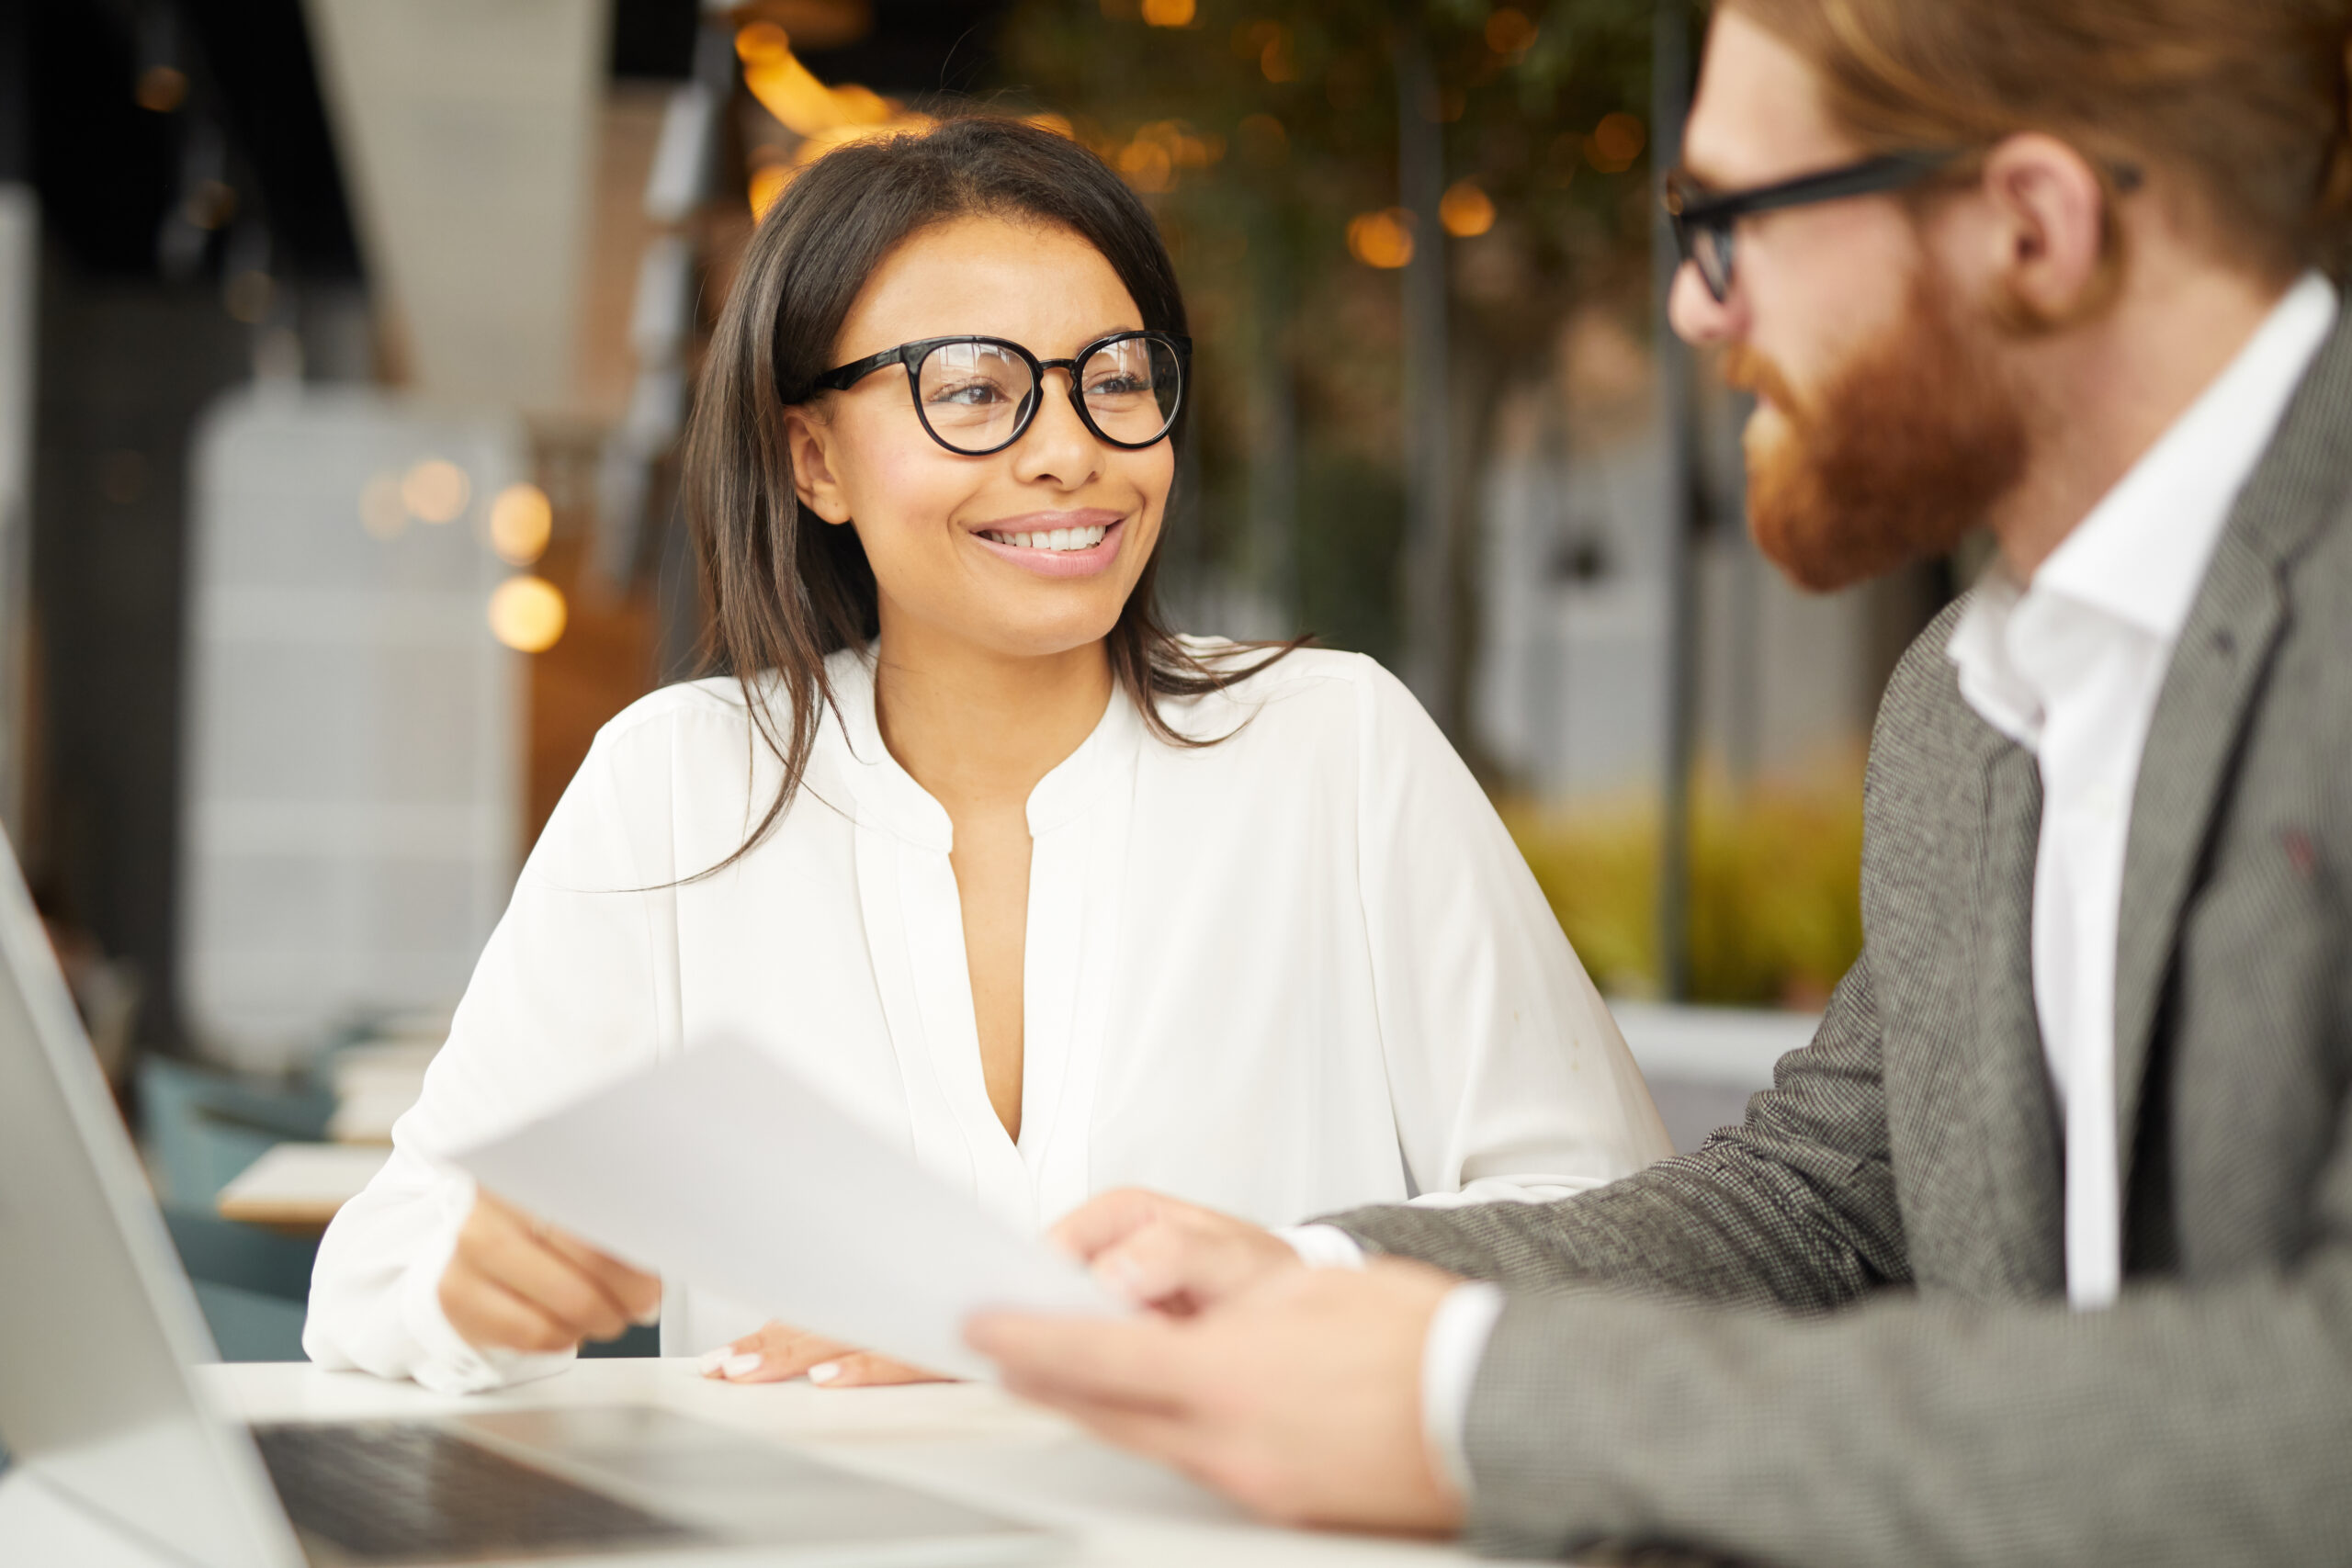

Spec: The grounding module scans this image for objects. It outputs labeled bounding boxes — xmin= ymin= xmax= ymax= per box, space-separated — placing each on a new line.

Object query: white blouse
xmin=304 ymin=643 xmax=1669 ymax=1393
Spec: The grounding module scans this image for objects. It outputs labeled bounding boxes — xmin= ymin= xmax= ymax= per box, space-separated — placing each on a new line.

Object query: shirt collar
xmin=1948 ymin=270 xmax=2339 ymax=742
xmin=2031 ymin=270 xmax=2337 ymax=641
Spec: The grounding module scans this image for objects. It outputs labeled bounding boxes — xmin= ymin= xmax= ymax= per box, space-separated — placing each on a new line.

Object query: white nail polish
xmin=633 ymin=1303 xmax=663 ymax=1327
xmin=695 ymin=1347 xmax=731 ymax=1375
xmin=721 ymin=1351 xmax=763 ymax=1379
xmin=807 ymin=1361 xmax=841 ymax=1384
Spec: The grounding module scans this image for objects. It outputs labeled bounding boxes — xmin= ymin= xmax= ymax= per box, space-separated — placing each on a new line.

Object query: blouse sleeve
xmin=301 ymin=713 xmax=682 ymax=1393
xmin=1351 ymin=660 xmax=1673 ymax=1205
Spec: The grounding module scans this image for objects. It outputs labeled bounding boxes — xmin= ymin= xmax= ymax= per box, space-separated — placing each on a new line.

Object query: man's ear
xmin=1975 ymin=132 xmax=2119 ymax=332
xmin=782 ymin=404 xmax=854 ymax=525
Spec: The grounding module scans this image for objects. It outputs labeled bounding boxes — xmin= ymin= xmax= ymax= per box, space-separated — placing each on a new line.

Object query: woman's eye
xmin=929 ymin=380 xmax=1011 ymax=407
xmin=1086 ymin=374 xmax=1148 ymax=397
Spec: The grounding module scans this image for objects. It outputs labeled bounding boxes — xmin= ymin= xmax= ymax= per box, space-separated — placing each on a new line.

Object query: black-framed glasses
xmin=1664 ymin=150 xmax=1965 ymax=303
xmin=808 ymin=331 xmax=1192 ymax=457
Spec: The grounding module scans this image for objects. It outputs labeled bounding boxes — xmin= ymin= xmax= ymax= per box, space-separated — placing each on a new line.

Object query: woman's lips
xmin=967 ymin=518 xmax=1126 ymax=579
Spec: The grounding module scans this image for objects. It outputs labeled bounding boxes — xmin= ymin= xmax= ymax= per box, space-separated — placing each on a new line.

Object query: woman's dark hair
xmin=682 ymin=114 xmax=1296 ymax=874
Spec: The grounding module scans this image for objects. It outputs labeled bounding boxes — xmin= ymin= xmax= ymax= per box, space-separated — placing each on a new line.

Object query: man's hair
xmin=1729 ymin=0 xmax=2352 ymax=284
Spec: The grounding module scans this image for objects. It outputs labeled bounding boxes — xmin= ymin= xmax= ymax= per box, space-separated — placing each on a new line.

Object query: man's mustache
xmin=1721 ymin=344 xmax=1802 ymax=421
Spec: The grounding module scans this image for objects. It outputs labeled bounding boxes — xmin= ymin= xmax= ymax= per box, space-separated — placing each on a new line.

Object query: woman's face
xmin=784 ymin=214 xmax=1174 ymax=664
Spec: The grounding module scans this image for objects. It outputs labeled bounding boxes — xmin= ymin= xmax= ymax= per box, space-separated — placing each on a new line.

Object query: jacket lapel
xmin=2111 ymin=310 xmax=2352 ymax=1191
xmin=1973 ymin=740 xmax=2065 ymax=1293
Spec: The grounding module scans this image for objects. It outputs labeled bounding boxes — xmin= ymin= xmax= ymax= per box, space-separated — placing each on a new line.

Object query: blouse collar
xmin=821 ymin=646 xmax=1143 ymax=851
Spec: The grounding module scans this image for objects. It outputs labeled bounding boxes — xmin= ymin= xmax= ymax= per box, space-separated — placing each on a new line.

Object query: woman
xmin=303 ymin=117 xmax=1669 ymax=1396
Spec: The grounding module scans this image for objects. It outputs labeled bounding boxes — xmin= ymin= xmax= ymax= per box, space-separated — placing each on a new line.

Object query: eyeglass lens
xmin=1690 ymin=223 xmax=1733 ymax=302
xmin=914 ymin=336 xmax=1182 ymax=454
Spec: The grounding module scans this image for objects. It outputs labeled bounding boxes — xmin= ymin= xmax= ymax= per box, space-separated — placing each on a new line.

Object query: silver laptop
xmin=0 ymin=831 xmax=1063 ymax=1567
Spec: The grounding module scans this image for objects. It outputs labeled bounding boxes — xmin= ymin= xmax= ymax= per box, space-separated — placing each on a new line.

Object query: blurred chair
xmin=163 ymin=1206 xmax=318 ymax=1363
xmin=139 ymin=1055 xmax=334 ymax=1207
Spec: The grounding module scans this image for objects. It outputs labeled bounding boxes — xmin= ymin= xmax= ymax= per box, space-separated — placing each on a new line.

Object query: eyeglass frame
xmin=1664 ymin=147 xmax=2146 ymax=304
xmin=1664 ymin=150 xmax=1969 ymax=304
xmin=803 ymin=330 xmax=1193 ymax=457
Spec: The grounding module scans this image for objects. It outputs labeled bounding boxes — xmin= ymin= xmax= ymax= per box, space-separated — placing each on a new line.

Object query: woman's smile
xmin=967 ymin=511 xmax=1126 ymax=579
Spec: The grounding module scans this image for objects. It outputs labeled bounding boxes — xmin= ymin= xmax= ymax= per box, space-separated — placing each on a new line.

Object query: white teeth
xmin=984 ymin=525 xmax=1109 ymax=552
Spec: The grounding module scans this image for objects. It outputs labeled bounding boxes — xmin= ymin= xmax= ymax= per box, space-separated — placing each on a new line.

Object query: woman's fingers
xmin=696 ymin=1322 xmax=949 ymax=1386
xmin=698 ymin=1322 xmax=854 ymax=1382
xmin=540 ymin=1228 xmax=663 ymax=1325
xmin=807 ymin=1351 xmax=949 ymax=1387
xmin=443 ymin=1190 xmax=642 ymax=1349
xmin=438 ymin=1267 xmax=579 ymax=1354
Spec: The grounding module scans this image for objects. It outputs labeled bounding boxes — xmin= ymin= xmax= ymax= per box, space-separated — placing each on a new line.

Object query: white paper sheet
xmin=452 ymin=1038 xmax=1121 ymax=1380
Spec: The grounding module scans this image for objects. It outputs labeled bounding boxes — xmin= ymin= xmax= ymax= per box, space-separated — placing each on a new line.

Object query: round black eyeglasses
xmin=808 ymin=331 xmax=1191 ymax=457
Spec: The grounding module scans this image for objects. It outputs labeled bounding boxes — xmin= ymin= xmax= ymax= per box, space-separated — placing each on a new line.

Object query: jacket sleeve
xmin=1322 ymin=939 xmax=1909 ymax=1311
xmin=300 ymin=716 xmax=679 ymax=1393
xmin=1349 ymin=660 xmax=1674 ymax=1208
xmin=1453 ymin=1104 xmax=2352 ymax=1566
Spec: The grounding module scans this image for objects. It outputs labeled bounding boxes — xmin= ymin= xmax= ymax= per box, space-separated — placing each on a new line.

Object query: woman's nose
xmin=1011 ymin=371 xmax=1102 ymax=488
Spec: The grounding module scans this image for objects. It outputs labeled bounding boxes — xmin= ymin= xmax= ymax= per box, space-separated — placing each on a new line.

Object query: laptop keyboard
xmin=252 ymin=1419 xmax=708 ymax=1564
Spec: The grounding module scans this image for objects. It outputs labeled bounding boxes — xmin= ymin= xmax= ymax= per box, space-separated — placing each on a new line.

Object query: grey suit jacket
xmin=1326 ymin=310 xmax=2352 ymax=1565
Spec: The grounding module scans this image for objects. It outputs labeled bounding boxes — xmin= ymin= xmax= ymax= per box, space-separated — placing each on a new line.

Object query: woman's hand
xmin=698 ymin=1322 xmax=948 ymax=1387
xmin=436 ymin=1189 xmax=662 ymax=1354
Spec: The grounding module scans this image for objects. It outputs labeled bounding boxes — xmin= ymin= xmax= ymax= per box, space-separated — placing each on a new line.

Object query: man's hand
xmin=697 ymin=1320 xmax=947 ymax=1387
xmin=437 ymin=1189 xmax=662 ymax=1354
xmin=968 ymin=1258 xmax=1465 ymax=1535
xmin=1050 ymin=1187 xmax=1305 ymax=1314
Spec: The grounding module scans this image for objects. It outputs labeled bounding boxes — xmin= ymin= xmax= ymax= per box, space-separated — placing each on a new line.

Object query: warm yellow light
xmin=401 ymin=459 xmax=470 ymax=524
xmin=1140 ymin=0 xmax=1194 ymax=26
xmin=734 ymin=20 xmax=792 ymax=66
xmin=1485 ymin=7 xmax=1539 ymax=55
xmin=358 ymin=473 xmax=406 ymax=540
xmin=1587 ymin=113 xmax=1648 ymax=174
xmin=1024 ymin=112 xmax=1074 ymax=140
xmin=1117 ymin=140 xmax=1174 ymax=194
xmin=488 ymin=575 xmax=567 ymax=653
xmin=749 ymin=163 xmax=793 ymax=218
xmin=1440 ymin=180 xmax=1497 ymax=237
xmin=743 ymin=44 xmax=897 ymax=139
xmin=1347 ymin=209 xmax=1416 ymax=269
xmin=489 ymin=483 xmax=553 ymax=566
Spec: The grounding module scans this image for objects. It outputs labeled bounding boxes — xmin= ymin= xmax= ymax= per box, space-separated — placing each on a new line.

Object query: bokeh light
xmin=1440 ymin=181 xmax=1498 ymax=238
xmin=1347 ymin=209 xmax=1416 ymax=270
xmin=401 ymin=458 xmax=470 ymax=524
xmin=358 ymin=473 xmax=406 ymax=540
xmin=1141 ymin=0 xmax=1195 ymax=26
xmin=1587 ymin=113 xmax=1648 ymax=174
xmin=1485 ymin=7 xmax=1540 ymax=55
xmin=487 ymin=575 xmax=567 ymax=653
xmin=488 ymin=483 xmax=552 ymax=566
xmin=749 ymin=162 xmax=792 ymax=219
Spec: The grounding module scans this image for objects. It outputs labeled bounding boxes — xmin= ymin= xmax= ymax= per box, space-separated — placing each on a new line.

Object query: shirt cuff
xmin=398 ymin=1180 xmax=573 ymax=1395
xmin=1273 ymin=1224 xmax=1368 ymax=1269
xmin=1420 ymin=1281 xmax=1504 ymax=1500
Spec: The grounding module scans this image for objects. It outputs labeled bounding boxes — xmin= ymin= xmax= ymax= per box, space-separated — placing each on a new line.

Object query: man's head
xmin=1674 ymin=0 xmax=2352 ymax=590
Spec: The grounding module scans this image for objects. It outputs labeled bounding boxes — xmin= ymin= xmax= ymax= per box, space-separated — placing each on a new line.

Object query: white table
xmin=0 ymin=1359 xmax=1473 ymax=1566
xmin=215 ymin=1142 xmax=393 ymax=1233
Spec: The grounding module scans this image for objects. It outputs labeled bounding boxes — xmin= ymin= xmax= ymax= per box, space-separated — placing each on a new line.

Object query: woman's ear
xmin=782 ymin=404 xmax=854 ymax=525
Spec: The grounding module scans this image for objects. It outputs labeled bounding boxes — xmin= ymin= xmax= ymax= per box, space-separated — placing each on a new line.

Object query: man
xmin=967 ymin=1 xmax=2352 ymax=1562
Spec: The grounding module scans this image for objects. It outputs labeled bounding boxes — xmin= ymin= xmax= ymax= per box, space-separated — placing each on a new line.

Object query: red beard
xmin=1726 ymin=270 xmax=2028 ymax=592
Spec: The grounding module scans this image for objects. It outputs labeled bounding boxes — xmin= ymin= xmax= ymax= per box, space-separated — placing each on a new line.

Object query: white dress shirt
xmin=1944 ymin=271 xmax=2336 ymax=1306
xmin=305 ymin=642 xmax=1673 ymax=1393
xmin=1305 ymin=269 xmax=2341 ymax=1494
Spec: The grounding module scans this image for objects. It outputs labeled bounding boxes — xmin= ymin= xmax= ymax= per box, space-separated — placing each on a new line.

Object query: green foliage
xmin=1502 ymin=771 xmax=1866 ymax=1007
